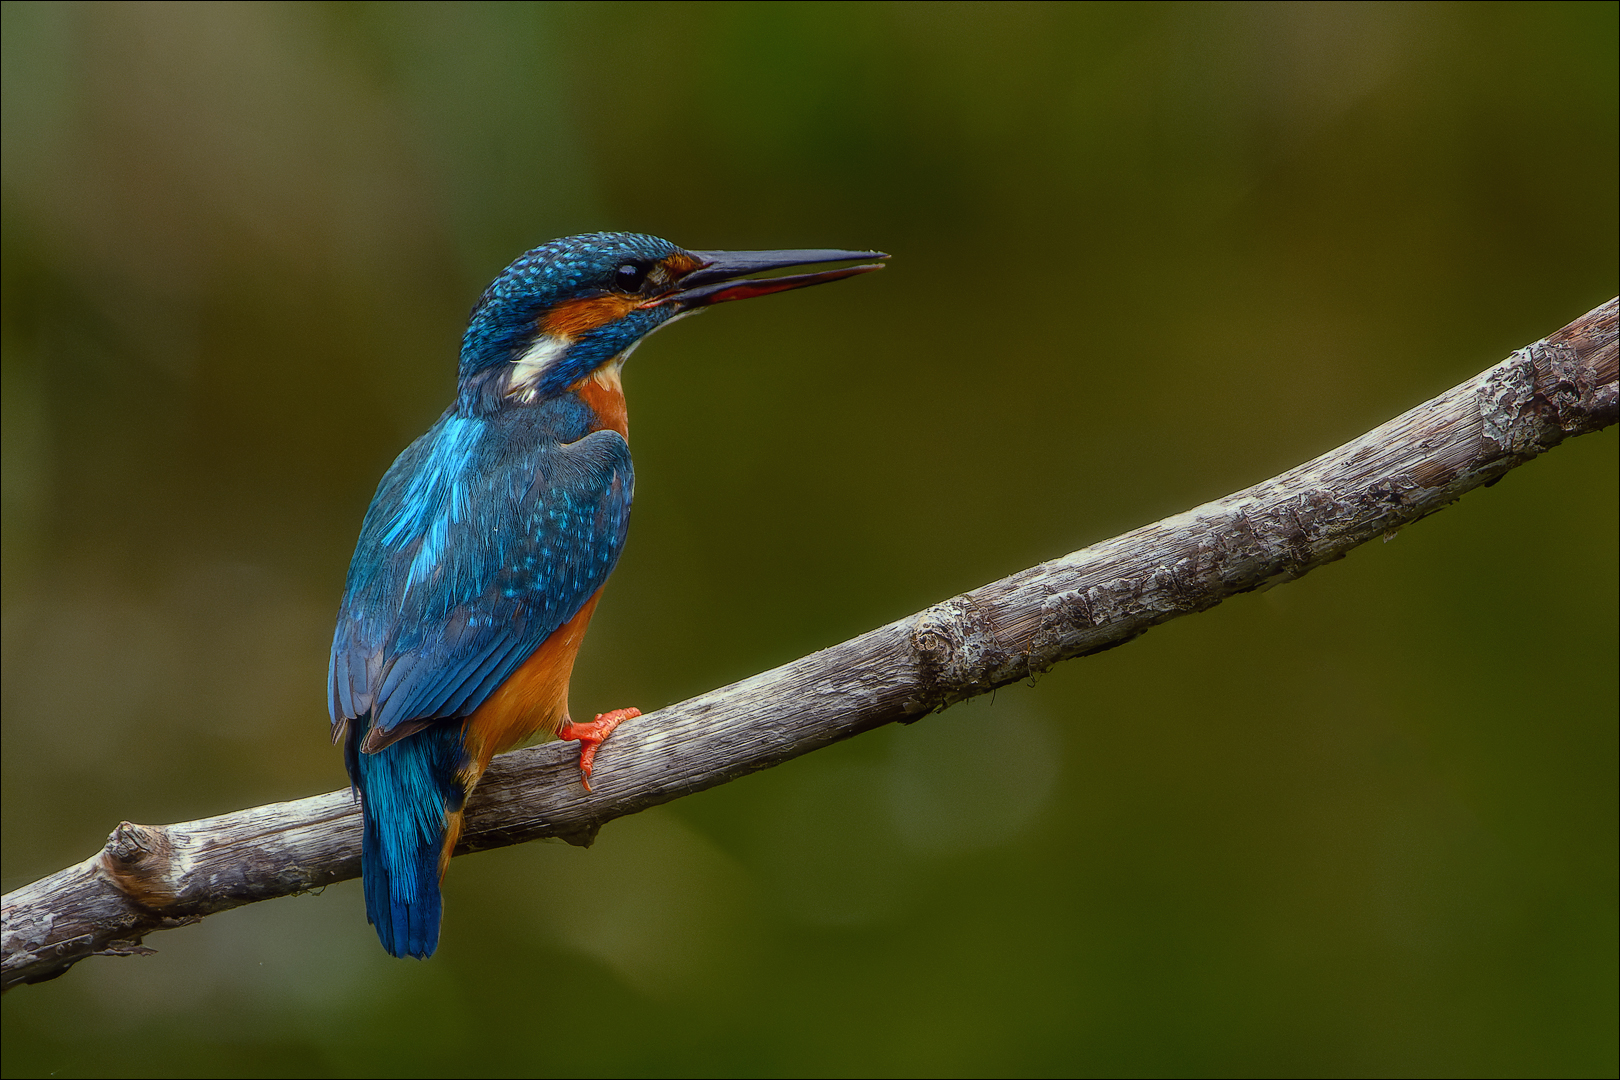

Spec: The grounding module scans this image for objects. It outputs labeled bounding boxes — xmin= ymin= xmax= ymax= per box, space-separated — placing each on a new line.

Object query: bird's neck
xmin=568 ymin=362 xmax=628 ymax=439
xmin=455 ymin=359 xmax=628 ymax=440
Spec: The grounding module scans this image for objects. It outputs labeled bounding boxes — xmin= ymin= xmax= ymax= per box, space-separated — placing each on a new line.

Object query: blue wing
xmin=328 ymin=406 xmax=633 ymax=747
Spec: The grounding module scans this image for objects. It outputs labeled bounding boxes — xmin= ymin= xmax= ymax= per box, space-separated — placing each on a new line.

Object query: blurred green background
xmin=2 ymin=2 xmax=1615 ymax=1077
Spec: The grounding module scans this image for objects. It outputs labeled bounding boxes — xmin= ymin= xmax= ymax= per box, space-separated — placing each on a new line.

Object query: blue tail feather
xmin=349 ymin=718 xmax=470 ymax=959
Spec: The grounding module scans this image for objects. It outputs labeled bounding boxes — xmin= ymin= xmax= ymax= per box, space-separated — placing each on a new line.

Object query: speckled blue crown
xmin=458 ymin=232 xmax=684 ymax=383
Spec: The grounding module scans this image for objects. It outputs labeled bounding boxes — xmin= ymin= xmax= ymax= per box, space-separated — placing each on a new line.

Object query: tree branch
xmin=5 ymin=298 xmax=1615 ymax=991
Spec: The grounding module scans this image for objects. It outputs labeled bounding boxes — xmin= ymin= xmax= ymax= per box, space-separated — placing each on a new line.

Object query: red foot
xmin=559 ymin=708 xmax=639 ymax=792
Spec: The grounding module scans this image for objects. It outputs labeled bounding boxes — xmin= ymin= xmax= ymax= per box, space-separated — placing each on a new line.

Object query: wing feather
xmin=328 ymin=408 xmax=633 ymax=740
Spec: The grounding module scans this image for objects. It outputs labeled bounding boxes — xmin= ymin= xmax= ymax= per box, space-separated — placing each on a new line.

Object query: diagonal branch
xmin=4 ymin=298 xmax=1615 ymax=991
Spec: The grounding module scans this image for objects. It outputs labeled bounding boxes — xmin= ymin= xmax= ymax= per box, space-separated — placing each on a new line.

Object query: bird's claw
xmin=559 ymin=708 xmax=639 ymax=791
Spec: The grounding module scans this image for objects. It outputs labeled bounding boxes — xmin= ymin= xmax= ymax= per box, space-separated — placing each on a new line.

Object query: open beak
xmin=652 ymin=248 xmax=888 ymax=310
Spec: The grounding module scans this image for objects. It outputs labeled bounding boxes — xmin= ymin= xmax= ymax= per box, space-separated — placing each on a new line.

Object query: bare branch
xmin=5 ymin=298 xmax=1615 ymax=991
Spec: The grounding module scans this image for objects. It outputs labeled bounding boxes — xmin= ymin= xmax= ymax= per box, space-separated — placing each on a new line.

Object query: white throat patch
xmin=506 ymin=333 xmax=573 ymax=403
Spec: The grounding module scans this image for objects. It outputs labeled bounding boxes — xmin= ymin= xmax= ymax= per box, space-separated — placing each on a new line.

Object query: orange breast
xmin=570 ymin=364 xmax=629 ymax=439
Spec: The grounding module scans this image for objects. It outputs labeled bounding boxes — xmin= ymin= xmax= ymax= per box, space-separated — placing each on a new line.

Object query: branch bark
xmin=5 ymin=298 xmax=1615 ymax=991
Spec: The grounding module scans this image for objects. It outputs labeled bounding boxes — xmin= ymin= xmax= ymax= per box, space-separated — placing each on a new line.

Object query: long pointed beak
xmin=652 ymin=248 xmax=887 ymax=310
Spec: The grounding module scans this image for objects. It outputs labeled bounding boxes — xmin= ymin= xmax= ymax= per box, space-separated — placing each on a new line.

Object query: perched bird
xmin=329 ymin=232 xmax=885 ymax=958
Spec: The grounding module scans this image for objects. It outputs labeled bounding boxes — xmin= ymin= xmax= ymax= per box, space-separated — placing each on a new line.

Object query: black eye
xmin=614 ymin=262 xmax=650 ymax=292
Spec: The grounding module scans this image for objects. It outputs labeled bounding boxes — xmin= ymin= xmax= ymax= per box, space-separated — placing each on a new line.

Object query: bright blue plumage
xmin=331 ymin=394 xmax=632 ymax=958
xmin=331 ymin=240 xmax=649 ymax=958
xmin=329 ymin=232 xmax=885 ymax=959
xmin=330 ymin=395 xmax=632 ymax=740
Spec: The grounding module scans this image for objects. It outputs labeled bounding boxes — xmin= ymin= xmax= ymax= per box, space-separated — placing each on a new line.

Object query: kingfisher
xmin=328 ymin=232 xmax=885 ymax=958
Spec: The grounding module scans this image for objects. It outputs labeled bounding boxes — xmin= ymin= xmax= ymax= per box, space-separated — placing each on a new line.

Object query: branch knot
xmin=912 ymin=597 xmax=1018 ymax=710
xmin=98 ymin=823 xmax=185 ymax=910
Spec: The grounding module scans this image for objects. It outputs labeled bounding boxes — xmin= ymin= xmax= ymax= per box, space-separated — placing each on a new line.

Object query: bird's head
xmin=457 ymin=232 xmax=885 ymax=410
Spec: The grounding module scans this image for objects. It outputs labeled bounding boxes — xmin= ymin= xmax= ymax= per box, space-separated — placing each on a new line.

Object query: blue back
xmin=329 ymin=393 xmax=632 ymax=741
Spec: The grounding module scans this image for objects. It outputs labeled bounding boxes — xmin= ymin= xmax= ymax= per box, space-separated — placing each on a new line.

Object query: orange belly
xmin=438 ymin=589 xmax=604 ymax=876
xmin=460 ymin=589 xmax=603 ymax=776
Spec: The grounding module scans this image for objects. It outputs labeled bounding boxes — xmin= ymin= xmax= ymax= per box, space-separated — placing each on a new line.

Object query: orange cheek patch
xmin=662 ymin=253 xmax=703 ymax=277
xmin=540 ymin=293 xmax=643 ymax=337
